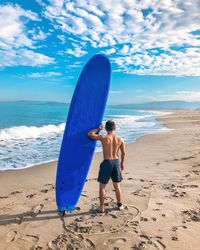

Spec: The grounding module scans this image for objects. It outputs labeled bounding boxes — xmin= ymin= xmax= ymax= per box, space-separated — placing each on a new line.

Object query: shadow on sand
xmin=0 ymin=209 xmax=96 ymax=226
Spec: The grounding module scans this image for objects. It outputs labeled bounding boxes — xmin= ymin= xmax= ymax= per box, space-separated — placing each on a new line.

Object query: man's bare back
xmin=101 ymin=134 xmax=123 ymax=160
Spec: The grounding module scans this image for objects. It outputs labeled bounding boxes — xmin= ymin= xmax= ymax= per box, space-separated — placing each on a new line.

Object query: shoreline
xmin=1 ymin=109 xmax=200 ymax=249
xmin=0 ymin=109 xmax=172 ymax=172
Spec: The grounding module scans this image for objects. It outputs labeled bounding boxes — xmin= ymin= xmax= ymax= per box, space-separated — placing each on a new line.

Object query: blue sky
xmin=0 ymin=0 xmax=200 ymax=104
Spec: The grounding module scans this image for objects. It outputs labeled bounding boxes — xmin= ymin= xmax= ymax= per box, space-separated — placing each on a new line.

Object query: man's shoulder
xmin=115 ymin=135 xmax=124 ymax=143
xmin=99 ymin=134 xmax=106 ymax=140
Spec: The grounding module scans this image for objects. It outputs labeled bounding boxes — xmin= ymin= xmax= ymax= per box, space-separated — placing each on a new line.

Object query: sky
xmin=0 ymin=0 xmax=200 ymax=104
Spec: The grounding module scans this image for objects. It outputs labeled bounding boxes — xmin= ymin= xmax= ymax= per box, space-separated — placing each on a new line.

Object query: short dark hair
xmin=105 ymin=120 xmax=116 ymax=132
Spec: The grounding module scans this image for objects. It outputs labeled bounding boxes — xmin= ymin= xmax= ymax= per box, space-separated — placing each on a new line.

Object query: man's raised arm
xmin=87 ymin=125 xmax=103 ymax=140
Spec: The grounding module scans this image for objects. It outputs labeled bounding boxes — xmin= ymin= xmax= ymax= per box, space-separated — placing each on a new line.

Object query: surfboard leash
xmin=60 ymin=204 xmax=141 ymax=236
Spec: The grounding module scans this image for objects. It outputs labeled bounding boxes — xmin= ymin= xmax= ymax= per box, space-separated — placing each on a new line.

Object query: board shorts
xmin=97 ymin=159 xmax=123 ymax=184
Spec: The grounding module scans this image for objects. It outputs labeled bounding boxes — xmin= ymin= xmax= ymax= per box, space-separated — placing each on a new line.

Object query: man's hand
xmin=97 ymin=124 xmax=104 ymax=132
xmin=120 ymin=163 xmax=124 ymax=171
xmin=87 ymin=125 xmax=104 ymax=141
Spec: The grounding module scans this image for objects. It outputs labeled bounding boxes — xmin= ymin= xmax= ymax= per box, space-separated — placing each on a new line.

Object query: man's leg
xmin=112 ymin=182 xmax=122 ymax=204
xmin=99 ymin=183 xmax=106 ymax=212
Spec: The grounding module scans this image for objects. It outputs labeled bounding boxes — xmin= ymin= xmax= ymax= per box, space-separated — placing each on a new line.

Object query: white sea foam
xmin=138 ymin=110 xmax=172 ymax=116
xmin=0 ymin=123 xmax=65 ymax=140
xmin=0 ymin=110 xmax=171 ymax=170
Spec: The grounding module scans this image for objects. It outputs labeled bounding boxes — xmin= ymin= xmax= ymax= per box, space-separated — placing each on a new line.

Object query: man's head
xmin=105 ymin=120 xmax=116 ymax=132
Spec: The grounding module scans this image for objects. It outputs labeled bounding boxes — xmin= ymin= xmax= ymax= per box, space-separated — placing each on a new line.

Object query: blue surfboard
xmin=56 ymin=54 xmax=111 ymax=211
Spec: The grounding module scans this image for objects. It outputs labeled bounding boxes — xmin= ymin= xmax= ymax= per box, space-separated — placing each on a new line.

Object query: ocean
xmin=0 ymin=101 xmax=171 ymax=170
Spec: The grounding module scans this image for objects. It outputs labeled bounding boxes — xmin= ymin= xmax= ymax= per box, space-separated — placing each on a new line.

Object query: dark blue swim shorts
xmin=97 ymin=159 xmax=123 ymax=184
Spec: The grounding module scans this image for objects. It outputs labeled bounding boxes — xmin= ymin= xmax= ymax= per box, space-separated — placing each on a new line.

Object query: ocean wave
xmin=0 ymin=110 xmax=171 ymax=170
xmin=0 ymin=113 xmax=155 ymax=141
xmin=138 ymin=110 xmax=172 ymax=116
xmin=0 ymin=123 xmax=65 ymax=140
xmin=106 ymin=114 xmax=151 ymax=120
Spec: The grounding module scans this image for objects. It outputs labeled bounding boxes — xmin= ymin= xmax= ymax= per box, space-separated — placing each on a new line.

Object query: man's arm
xmin=119 ymin=139 xmax=126 ymax=171
xmin=87 ymin=125 xmax=103 ymax=140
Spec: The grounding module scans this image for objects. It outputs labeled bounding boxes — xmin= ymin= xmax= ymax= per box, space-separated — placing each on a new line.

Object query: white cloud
xmin=112 ymin=48 xmax=200 ymax=76
xmin=150 ymin=91 xmax=200 ymax=102
xmin=0 ymin=49 xmax=54 ymax=67
xmin=0 ymin=4 xmax=38 ymax=49
xmin=44 ymin=0 xmax=200 ymax=76
xmin=31 ymin=30 xmax=48 ymax=40
xmin=66 ymin=47 xmax=87 ymax=57
xmin=68 ymin=61 xmax=83 ymax=68
xmin=57 ymin=34 xmax=65 ymax=44
xmin=120 ymin=45 xmax=129 ymax=55
xmin=35 ymin=0 xmax=47 ymax=7
xmin=0 ymin=4 xmax=54 ymax=67
xmin=27 ymin=71 xmax=61 ymax=78
xmin=104 ymin=48 xmax=116 ymax=55
xmin=110 ymin=90 xmax=123 ymax=94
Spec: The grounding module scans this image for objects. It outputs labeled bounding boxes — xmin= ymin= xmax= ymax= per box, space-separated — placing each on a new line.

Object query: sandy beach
xmin=0 ymin=110 xmax=200 ymax=250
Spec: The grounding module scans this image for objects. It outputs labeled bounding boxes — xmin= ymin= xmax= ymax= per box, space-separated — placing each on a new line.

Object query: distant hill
xmin=2 ymin=100 xmax=200 ymax=110
xmin=1 ymin=100 xmax=69 ymax=106
xmin=109 ymin=101 xmax=200 ymax=110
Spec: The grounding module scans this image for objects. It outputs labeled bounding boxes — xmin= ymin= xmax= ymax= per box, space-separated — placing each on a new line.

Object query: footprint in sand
xmin=30 ymin=245 xmax=43 ymax=250
xmin=104 ymin=237 xmax=127 ymax=246
xmin=191 ymin=170 xmax=200 ymax=175
xmin=86 ymin=178 xmax=97 ymax=182
xmin=48 ymin=234 xmax=95 ymax=250
xmin=41 ymin=184 xmax=55 ymax=193
xmin=132 ymin=189 xmax=146 ymax=197
xmin=26 ymin=193 xmax=36 ymax=198
xmin=70 ymin=220 xmax=104 ymax=234
xmin=0 ymin=196 xmax=8 ymax=199
xmin=44 ymin=183 xmax=54 ymax=189
xmin=170 ymin=156 xmax=195 ymax=162
xmin=31 ymin=204 xmax=44 ymax=217
xmin=182 ymin=209 xmax=200 ymax=222
xmin=6 ymin=230 xmax=17 ymax=242
xmin=81 ymin=193 xmax=88 ymax=197
xmin=84 ymin=238 xmax=95 ymax=249
xmin=23 ymin=234 xmax=40 ymax=243
xmin=41 ymin=185 xmax=55 ymax=193
xmin=10 ymin=191 xmax=22 ymax=195
xmin=92 ymin=196 xmax=114 ymax=202
xmin=170 ymin=226 xmax=179 ymax=241
xmin=192 ymin=163 xmax=200 ymax=168
xmin=41 ymin=189 xmax=48 ymax=193
xmin=139 ymin=234 xmax=166 ymax=249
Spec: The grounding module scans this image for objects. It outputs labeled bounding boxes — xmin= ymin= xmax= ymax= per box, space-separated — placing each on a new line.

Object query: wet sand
xmin=0 ymin=110 xmax=200 ymax=249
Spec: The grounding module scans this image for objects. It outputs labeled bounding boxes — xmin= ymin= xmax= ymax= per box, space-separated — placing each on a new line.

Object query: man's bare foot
xmin=99 ymin=205 xmax=104 ymax=213
xmin=118 ymin=204 xmax=124 ymax=211
xmin=117 ymin=202 xmax=124 ymax=211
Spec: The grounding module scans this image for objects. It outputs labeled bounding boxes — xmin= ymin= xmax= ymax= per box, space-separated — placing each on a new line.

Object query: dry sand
xmin=0 ymin=110 xmax=200 ymax=250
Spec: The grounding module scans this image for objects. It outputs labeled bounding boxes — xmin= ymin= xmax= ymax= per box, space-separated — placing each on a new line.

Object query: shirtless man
xmin=87 ymin=120 xmax=126 ymax=212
